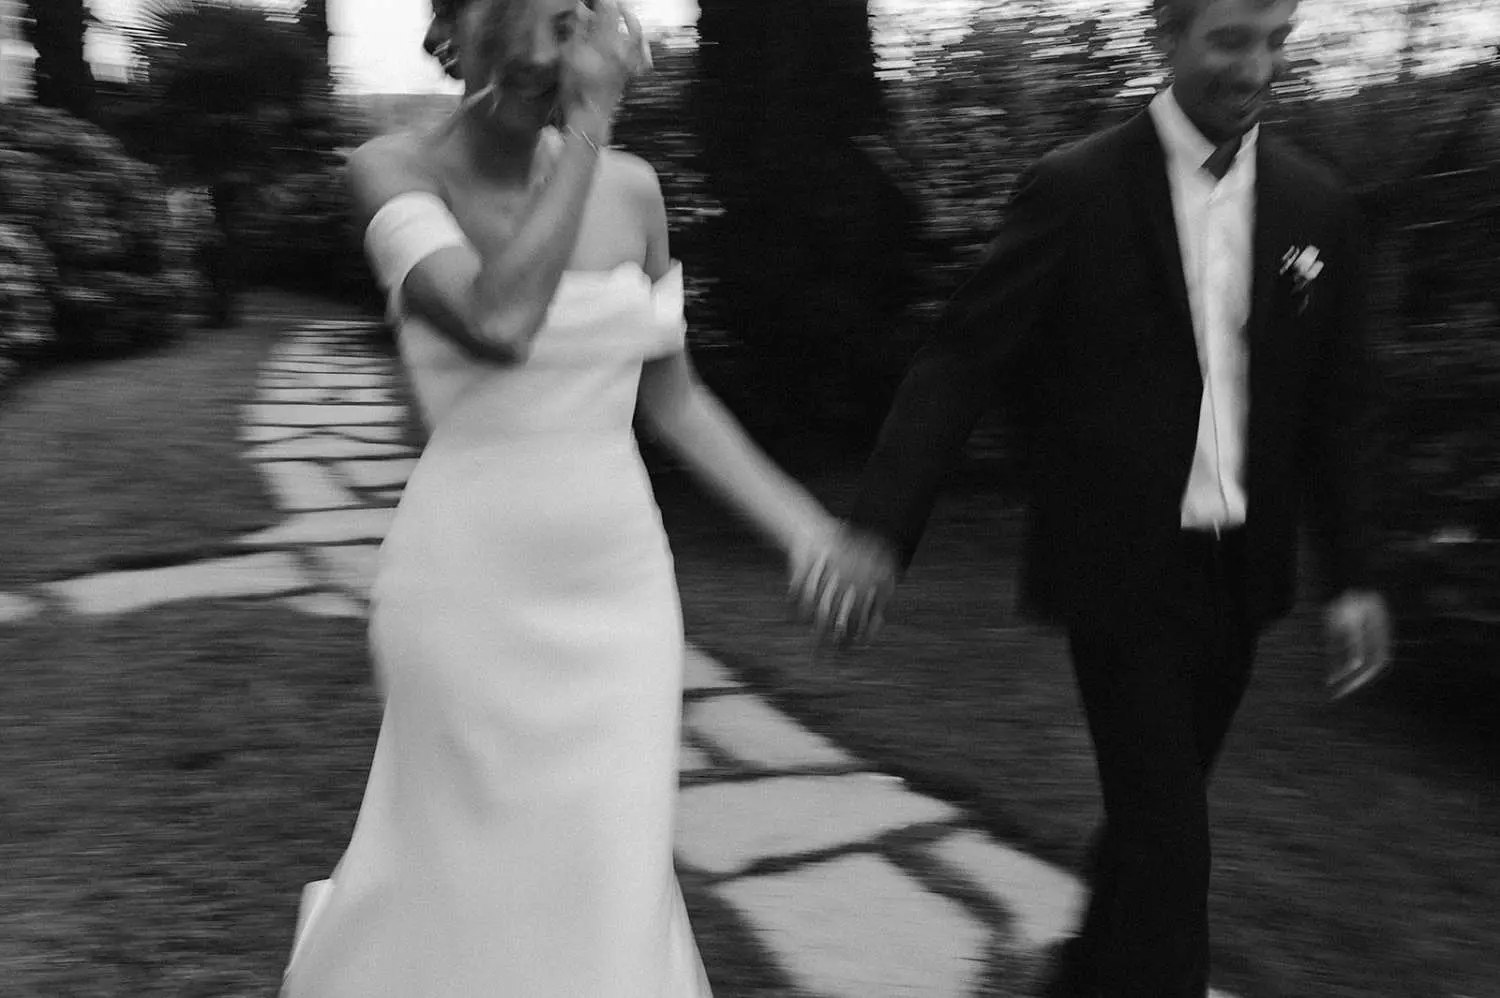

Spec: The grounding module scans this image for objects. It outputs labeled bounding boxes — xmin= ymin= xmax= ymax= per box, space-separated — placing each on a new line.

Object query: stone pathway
xmin=0 ymin=317 xmax=1241 ymax=998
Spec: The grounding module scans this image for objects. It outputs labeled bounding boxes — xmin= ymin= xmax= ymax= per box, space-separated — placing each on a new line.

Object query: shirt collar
xmin=1149 ymin=85 xmax=1259 ymax=179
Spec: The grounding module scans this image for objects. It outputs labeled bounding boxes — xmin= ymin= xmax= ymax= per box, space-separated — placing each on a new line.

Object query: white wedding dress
xmin=280 ymin=259 xmax=713 ymax=997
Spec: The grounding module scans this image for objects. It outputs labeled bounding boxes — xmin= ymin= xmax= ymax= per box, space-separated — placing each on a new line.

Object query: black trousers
xmin=1059 ymin=528 xmax=1259 ymax=998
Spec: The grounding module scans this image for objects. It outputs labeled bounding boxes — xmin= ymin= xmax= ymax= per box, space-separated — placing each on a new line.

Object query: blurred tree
xmin=692 ymin=0 xmax=922 ymax=450
xmin=21 ymin=0 xmax=95 ymax=118
xmin=126 ymin=0 xmax=325 ymax=326
xmin=298 ymin=0 xmax=332 ymax=95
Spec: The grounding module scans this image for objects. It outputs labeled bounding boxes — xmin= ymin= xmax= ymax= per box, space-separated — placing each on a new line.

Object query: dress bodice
xmin=395 ymin=262 xmax=687 ymax=440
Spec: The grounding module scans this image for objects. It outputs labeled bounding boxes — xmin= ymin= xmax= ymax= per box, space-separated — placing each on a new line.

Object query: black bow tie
xmin=1203 ymin=136 xmax=1243 ymax=181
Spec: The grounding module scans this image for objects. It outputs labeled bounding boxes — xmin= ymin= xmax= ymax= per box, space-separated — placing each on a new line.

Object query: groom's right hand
xmin=793 ymin=527 xmax=899 ymax=647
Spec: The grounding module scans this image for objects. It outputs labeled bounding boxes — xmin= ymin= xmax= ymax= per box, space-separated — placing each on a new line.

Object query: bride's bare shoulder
xmin=598 ymin=148 xmax=659 ymax=188
xmin=347 ymin=129 xmax=436 ymax=180
xmin=345 ymin=131 xmax=445 ymax=222
xmin=597 ymin=148 xmax=664 ymax=217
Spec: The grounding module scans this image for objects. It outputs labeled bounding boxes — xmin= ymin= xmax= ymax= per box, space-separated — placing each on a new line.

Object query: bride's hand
xmin=561 ymin=0 xmax=650 ymax=139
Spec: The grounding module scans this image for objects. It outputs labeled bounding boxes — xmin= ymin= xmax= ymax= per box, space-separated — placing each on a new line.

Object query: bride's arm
xmin=346 ymin=120 xmax=606 ymax=363
xmin=633 ymin=166 xmax=838 ymax=559
xmin=639 ymin=353 xmax=840 ymax=558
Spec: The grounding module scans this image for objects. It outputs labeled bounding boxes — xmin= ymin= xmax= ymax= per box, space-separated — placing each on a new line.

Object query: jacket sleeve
xmin=848 ymin=159 xmax=1075 ymax=569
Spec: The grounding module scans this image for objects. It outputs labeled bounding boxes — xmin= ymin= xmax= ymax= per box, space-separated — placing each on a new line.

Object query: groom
xmin=805 ymin=0 xmax=1394 ymax=996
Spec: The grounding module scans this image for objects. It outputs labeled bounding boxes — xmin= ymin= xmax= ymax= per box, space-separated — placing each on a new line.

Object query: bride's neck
xmin=449 ymin=104 xmax=542 ymax=185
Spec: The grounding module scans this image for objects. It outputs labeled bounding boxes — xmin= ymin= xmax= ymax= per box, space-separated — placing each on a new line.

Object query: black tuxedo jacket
xmin=849 ymin=109 xmax=1378 ymax=628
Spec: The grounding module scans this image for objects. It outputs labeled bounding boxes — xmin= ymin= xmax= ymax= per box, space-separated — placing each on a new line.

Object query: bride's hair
xmin=426 ymin=0 xmax=613 ymax=121
xmin=424 ymin=0 xmax=528 ymax=82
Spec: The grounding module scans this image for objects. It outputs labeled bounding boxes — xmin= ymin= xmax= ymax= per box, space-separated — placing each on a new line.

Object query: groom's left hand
xmin=1324 ymin=589 xmax=1394 ymax=699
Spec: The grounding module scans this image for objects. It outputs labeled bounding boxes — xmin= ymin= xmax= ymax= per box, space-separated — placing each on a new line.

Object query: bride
xmin=279 ymin=0 xmax=874 ymax=994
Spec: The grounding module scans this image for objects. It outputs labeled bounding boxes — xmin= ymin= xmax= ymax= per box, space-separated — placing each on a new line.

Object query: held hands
xmin=562 ymin=0 xmax=651 ymax=140
xmin=789 ymin=522 xmax=900 ymax=648
xmin=1324 ymin=589 xmax=1394 ymax=700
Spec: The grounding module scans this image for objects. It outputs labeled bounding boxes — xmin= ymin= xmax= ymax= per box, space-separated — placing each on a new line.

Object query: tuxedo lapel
xmin=1123 ymin=112 xmax=1195 ymax=345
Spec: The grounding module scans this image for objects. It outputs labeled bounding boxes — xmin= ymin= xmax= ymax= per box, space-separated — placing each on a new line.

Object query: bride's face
xmin=454 ymin=0 xmax=586 ymax=132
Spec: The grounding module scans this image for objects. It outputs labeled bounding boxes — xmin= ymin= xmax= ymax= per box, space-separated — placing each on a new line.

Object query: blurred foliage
xmin=123 ymin=0 xmax=328 ymax=184
xmin=94 ymin=0 xmax=348 ymax=323
xmin=0 ymin=221 xmax=56 ymax=388
xmin=881 ymin=7 xmax=1148 ymax=272
xmin=0 ymin=105 xmax=208 ymax=386
xmin=235 ymin=161 xmax=377 ymax=306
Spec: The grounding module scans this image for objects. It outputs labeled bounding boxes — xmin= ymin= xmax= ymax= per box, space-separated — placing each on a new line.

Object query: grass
xmin=0 ymin=305 xmax=285 ymax=589
xmin=655 ymin=461 xmax=1500 ymax=998
xmin=0 ymin=294 xmax=784 ymax=998
xmin=0 ymin=604 xmax=379 ymax=996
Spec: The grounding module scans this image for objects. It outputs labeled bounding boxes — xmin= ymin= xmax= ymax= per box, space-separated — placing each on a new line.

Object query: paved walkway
xmin=0 ymin=318 xmax=1239 ymax=998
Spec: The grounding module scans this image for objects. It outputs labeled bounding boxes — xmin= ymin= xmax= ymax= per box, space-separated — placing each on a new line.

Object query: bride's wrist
xmin=784 ymin=510 xmax=841 ymax=558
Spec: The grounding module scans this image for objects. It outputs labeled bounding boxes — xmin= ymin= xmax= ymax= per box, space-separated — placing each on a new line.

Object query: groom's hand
xmin=1324 ymin=589 xmax=1394 ymax=699
xmin=794 ymin=527 xmax=899 ymax=647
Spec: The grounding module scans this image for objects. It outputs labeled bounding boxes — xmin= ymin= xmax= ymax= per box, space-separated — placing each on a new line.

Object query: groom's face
xmin=1161 ymin=0 xmax=1299 ymax=142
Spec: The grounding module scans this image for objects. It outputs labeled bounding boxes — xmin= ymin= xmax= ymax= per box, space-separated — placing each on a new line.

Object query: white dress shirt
xmin=1148 ymin=87 xmax=1257 ymax=532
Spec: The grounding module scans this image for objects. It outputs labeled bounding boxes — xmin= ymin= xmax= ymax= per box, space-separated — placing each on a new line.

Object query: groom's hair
xmin=1151 ymin=0 xmax=1289 ymax=37
xmin=1151 ymin=0 xmax=1209 ymax=37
